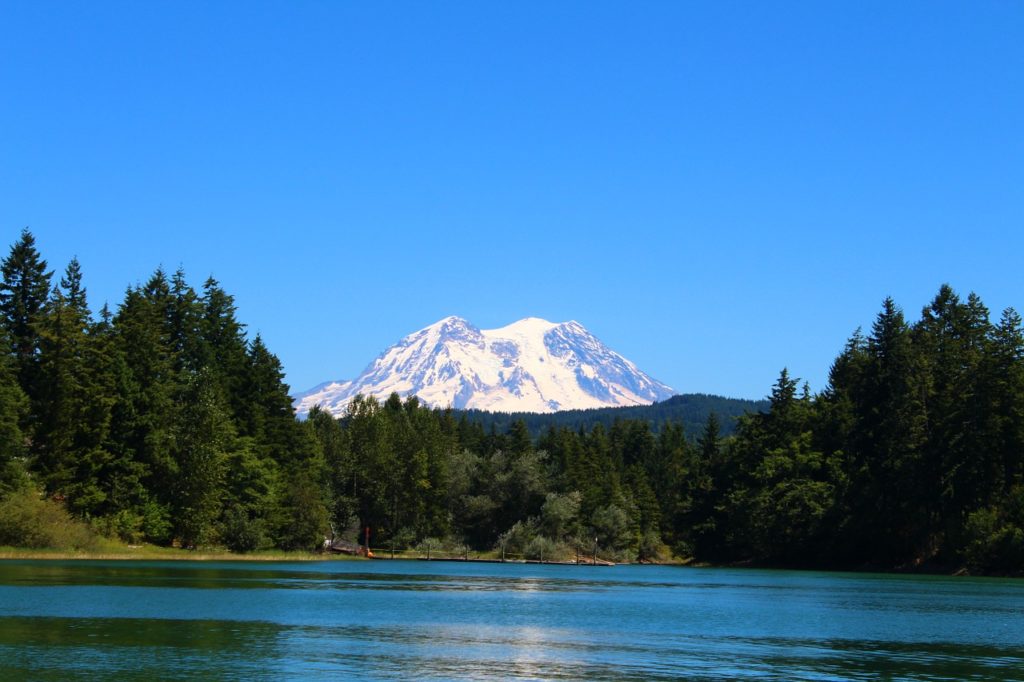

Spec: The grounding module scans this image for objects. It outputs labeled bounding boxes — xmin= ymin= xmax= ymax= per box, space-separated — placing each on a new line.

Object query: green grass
xmin=0 ymin=542 xmax=366 ymax=562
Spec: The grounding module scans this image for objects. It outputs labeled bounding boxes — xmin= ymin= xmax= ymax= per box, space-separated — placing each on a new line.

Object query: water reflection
xmin=0 ymin=616 xmax=284 ymax=681
xmin=1 ymin=561 xmax=1023 ymax=680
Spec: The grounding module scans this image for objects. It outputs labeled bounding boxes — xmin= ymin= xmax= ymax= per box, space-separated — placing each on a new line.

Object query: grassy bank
xmin=0 ymin=542 xmax=363 ymax=562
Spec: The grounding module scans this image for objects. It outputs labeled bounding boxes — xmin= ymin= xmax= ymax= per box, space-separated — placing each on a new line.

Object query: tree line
xmin=1 ymin=228 xmax=1022 ymax=572
xmin=457 ymin=393 xmax=768 ymax=441
xmin=0 ymin=229 xmax=322 ymax=550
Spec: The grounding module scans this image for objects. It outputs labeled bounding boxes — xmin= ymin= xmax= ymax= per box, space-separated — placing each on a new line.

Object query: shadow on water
xmin=3 ymin=616 xmax=1021 ymax=681
xmin=0 ymin=559 xmax=682 ymax=593
xmin=0 ymin=616 xmax=285 ymax=681
xmin=2 ymin=561 xmax=1024 ymax=680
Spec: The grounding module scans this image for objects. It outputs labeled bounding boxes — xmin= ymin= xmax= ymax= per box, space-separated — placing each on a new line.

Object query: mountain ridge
xmin=293 ymin=316 xmax=675 ymax=416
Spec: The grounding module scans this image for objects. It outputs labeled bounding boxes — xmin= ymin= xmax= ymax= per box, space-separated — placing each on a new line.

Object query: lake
xmin=0 ymin=559 xmax=1022 ymax=680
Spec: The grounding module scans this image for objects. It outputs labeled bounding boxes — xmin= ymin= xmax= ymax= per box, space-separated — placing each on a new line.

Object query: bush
xmin=496 ymin=519 xmax=539 ymax=557
xmin=964 ymin=507 xmax=1024 ymax=573
xmin=141 ymin=501 xmax=173 ymax=545
xmin=591 ymin=504 xmax=634 ymax=555
xmin=221 ymin=508 xmax=267 ymax=553
xmin=94 ymin=509 xmax=145 ymax=544
xmin=0 ymin=459 xmax=31 ymax=497
xmin=540 ymin=492 xmax=581 ymax=540
xmin=637 ymin=530 xmax=671 ymax=563
xmin=524 ymin=535 xmax=568 ymax=561
xmin=0 ymin=489 xmax=98 ymax=550
xmin=387 ymin=526 xmax=417 ymax=550
xmin=415 ymin=537 xmax=444 ymax=558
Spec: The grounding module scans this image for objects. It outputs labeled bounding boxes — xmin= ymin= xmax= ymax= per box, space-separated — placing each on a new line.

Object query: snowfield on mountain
xmin=293 ymin=316 xmax=675 ymax=416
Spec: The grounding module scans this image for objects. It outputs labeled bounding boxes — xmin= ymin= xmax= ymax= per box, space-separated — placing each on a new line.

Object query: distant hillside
xmin=457 ymin=393 xmax=769 ymax=439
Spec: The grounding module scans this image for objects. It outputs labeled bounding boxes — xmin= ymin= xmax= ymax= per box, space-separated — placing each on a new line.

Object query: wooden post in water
xmin=593 ymin=537 xmax=598 ymax=566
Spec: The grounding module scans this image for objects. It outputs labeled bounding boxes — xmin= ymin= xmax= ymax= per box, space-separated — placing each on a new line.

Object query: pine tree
xmin=34 ymin=259 xmax=112 ymax=512
xmin=0 ymin=328 xmax=28 ymax=493
xmin=174 ymin=370 xmax=231 ymax=548
xmin=167 ymin=268 xmax=204 ymax=375
xmin=89 ymin=304 xmax=141 ymax=523
xmin=0 ymin=228 xmax=53 ymax=424
xmin=200 ymin=277 xmax=249 ymax=425
xmin=846 ymin=297 xmax=929 ymax=565
xmin=306 ymin=405 xmax=352 ymax=535
xmin=507 ymin=419 xmax=533 ymax=457
xmin=242 ymin=335 xmax=302 ymax=462
xmin=915 ymin=286 xmax=995 ymax=549
xmin=683 ymin=412 xmax=722 ymax=557
xmin=112 ymin=273 xmax=180 ymax=517
xmin=988 ymin=308 xmax=1024 ymax=491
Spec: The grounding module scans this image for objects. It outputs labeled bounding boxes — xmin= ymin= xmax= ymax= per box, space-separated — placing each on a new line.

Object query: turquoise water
xmin=1 ymin=560 xmax=1022 ymax=680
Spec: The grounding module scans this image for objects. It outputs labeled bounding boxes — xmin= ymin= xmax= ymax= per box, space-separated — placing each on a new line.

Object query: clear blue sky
xmin=2 ymin=2 xmax=1022 ymax=401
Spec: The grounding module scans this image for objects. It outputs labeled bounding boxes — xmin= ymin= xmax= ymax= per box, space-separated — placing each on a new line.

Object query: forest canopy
xmin=1 ymin=229 xmax=1022 ymax=573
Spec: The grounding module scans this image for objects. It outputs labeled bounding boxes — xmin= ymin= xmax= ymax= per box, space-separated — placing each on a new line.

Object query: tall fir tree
xmin=0 ymin=228 xmax=53 ymax=426
xmin=0 ymin=328 xmax=28 ymax=493
xmin=200 ymin=277 xmax=249 ymax=425
xmin=34 ymin=258 xmax=113 ymax=513
xmin=847 ymin=297 xmax=929 ymax=565
xmin=112 ymin=272 xmax=180 ymax=516
xmin=173 ymin=370 xmax=232 ymax=548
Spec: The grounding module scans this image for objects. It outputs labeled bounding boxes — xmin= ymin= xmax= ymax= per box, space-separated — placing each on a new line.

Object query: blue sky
xmin=2 ymin=2 xmax=1022 ymax=401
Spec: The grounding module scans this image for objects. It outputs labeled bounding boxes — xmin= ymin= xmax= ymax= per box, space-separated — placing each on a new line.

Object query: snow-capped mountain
xmin=293 ymin=316 xmax=675 ymax=416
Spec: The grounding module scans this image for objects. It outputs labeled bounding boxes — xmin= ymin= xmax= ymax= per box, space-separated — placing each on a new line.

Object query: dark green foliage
xmin=0 ymin=229 xmax=52 ymax=430
xmin=276 ymin=473 xmax=329 ymax=551
xmin=0 ymin=230 xmax=1021 ymax=572
xmin=221 ymin=507 xmax=267 ymax=553
xmin=0 ymin=231 xmax=335 ymax=552
xmin=458 ymin=393 xmax=768 ymax=440
xmin=173 ymin=372 xmax=231 ymax=548
xmin=0 ymin=329 xmax=29 ymax=494
xmin=111 ymin=273 xmax=180 ymax=512
xmin=962 ymin=485 xmax=1024 ymax=572
xmin=34 ymin=259 xmax=115 ymax=515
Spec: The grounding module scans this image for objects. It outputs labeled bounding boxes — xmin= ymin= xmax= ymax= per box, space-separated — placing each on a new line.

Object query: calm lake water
xmin=0 ymin=559 xmax=1022 ymax=681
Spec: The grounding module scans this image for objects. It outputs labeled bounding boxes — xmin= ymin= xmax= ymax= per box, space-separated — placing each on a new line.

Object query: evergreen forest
xmin=456 ymin=393 xmax=768 ymax=440
xmin=1 ymin=229 xmax=1022 ymax=574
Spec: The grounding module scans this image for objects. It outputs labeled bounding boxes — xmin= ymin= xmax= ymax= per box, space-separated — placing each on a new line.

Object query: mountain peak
xmin=432 ymin=314 xmax=469 ymax=325
xmin=293 ymin=316 xmax=675 ymax=416
xmin=492 ymin=317 xmax=559 ymax=334
xmin=424 ymin=315 xmax=473 ymax=331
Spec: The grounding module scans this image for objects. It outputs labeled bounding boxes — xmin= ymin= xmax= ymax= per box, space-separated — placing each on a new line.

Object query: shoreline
xmin=1 ymin=548 xmax=1011 ymax=577
xmin=0 ymin=547 xmax=358 ymax=562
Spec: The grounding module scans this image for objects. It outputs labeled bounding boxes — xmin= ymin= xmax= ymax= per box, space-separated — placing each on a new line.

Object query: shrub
xmin=496 ymin=519 xmax=539 ymax=557
xmin=415 ymin=537 xmax=443 ymax=558
xmin=637 ymin=530 xmax=671 ymax=563
xmin=0 ymin=489 xmax=98 ymax=550
xmin=221 ymin=508 xmax=267 ymax=553
xmin=523 ymin=535 xmax=565 ymax=561
xmin=964 ymin=507 xmax=1024 ymax=573
xmin=141 ymin=501 xmax=173 ymax=545
xmin=94 ymin=509 xmax=144 ymax=544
